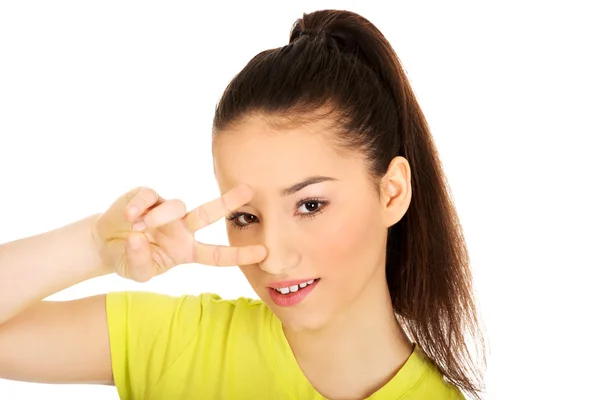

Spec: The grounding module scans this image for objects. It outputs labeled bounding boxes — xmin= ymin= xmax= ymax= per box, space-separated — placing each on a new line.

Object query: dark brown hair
xmin=212 ymin=9 xmax=486 ymax=399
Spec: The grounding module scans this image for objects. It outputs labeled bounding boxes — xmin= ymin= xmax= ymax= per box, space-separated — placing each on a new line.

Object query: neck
xmin=284 ymin=271 xmax=414 ymax=399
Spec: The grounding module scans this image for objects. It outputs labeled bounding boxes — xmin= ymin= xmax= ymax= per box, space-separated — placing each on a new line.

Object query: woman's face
xmin=212 ymin=115 xmax=407 ymax=332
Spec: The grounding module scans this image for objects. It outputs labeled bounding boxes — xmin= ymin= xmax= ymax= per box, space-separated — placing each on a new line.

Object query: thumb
xmin=124 ymin=232 xmax=156 ymax=282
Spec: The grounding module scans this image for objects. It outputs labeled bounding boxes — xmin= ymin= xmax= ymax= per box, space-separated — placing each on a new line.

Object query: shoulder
xmin=105 ymin=291 xmax=274 ymax=398
xmin=106 ymin=290 xmax=268 ymax=322
xmin=402 ymin=347 xmax=466 ymax=399
xmin=105 ymin=290 xmax=271 ymax=338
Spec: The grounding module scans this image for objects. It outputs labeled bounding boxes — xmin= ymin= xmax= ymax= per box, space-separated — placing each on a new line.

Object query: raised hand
xmin=92 ymin=184 xmax=266 ymax=282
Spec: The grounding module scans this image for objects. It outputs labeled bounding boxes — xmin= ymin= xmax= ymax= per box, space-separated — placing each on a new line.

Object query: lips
xmin=268 ymin=278 xmax=320 ymax=307
xmin=272 ymin=279 xmax=316 ymax=294
xmin=268 ymin=277 xmax=320 ymax=289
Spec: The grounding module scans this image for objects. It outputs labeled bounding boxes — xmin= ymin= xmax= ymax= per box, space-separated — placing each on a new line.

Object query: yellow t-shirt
xmin=106 ymin=291 xmax=465 ymax=399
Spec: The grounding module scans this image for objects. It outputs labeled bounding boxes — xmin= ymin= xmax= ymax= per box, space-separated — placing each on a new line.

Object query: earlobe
xmin=381 ymin=156 xmax=411 ymax=227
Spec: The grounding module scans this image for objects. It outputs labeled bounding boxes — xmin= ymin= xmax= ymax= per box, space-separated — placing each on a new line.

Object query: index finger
xmin=194 ymin=242 xmax=267 ymax=267
xmin=183 ymin=184 xmax=253 ymax=232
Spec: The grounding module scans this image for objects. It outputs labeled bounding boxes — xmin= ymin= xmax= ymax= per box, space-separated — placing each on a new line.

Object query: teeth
xmin=275 ymin=279 xmax=317 ymax=294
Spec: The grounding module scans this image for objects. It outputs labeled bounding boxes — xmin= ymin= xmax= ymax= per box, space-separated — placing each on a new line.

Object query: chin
xmin=277 ymin=309 xmax=331 ymax=332
xmin=251 ymin=280 xmax=333 ymax=332
xmin=261 ymin=294 xmax=332 ymax=333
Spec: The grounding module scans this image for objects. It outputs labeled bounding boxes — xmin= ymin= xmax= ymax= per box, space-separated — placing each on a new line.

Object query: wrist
xmin=86 ymin=213 xmax=114 ymax=277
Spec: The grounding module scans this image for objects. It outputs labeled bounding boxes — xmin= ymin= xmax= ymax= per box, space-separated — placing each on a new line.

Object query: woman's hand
xmin=92 ymin=184 xmax=266 ymax=282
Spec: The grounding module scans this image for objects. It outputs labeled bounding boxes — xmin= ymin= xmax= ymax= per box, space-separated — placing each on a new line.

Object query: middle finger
xmin=183 ymin=184 xmax=254 ymax=232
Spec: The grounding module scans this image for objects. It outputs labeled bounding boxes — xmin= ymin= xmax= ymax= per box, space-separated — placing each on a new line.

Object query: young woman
xmin=0 ymin=9 xmax=486 ymax=400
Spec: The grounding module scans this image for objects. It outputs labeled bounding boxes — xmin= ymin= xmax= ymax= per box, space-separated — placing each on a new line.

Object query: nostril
xmin=257 ymin=253 xmax=301 ymax=274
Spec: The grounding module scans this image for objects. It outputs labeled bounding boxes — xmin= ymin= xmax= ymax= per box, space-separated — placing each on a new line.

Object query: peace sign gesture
xmin=92 ymin=184 xmax=267 ymax=282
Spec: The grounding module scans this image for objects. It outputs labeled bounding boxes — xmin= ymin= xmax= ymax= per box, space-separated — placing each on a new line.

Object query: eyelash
xmin=226 ymin=198 xmax=329 ymax=231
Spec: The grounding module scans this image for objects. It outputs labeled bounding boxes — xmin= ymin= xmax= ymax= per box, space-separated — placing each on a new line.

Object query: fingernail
xmin=132 ymin=221 xmax=146 ymax=231
xmin=257 ymin=245 xmax=268 ymax=258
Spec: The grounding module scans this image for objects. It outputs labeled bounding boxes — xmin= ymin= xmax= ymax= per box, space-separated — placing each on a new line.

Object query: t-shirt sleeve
xmin=105 ymin=290 xmax=213 ymax=399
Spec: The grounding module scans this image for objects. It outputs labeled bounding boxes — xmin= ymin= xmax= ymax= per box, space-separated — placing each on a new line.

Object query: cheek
xmin=309 ymin=205 xmax=384 ymax=277
xmin=227 ymin=229 xmax=263 ymax=288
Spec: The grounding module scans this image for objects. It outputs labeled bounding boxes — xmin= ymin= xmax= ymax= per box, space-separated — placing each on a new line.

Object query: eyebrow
xmin=280 ymin=176 xmax=338 ymax=196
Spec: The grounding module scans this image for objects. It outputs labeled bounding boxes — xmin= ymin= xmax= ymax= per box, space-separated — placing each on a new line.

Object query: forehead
xmin=212 ymin=116 xmax=360 ymax=192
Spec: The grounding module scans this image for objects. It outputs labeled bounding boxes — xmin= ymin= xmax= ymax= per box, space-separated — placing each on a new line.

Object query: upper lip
xmin=268 ymin=278 xmax=319 ymax=289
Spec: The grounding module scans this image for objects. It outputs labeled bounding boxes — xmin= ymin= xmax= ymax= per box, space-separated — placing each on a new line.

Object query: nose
xmin=258 ymin=221 xmax=300 ymax=275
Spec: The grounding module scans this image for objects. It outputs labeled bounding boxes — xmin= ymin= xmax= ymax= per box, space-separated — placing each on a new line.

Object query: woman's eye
xmin=238 ymin=214 xmax=257 ymax=224
xmin=298 ymin=200 xmax=322 ymax=214
xmin=227 ymin=213 xmax=257 ymax=230
xmin=227 ymin=199 xmax=327 ymax=230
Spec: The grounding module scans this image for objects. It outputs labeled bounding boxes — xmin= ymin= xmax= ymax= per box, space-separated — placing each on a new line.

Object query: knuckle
xmin=128 ymin=186 xmax=145 ymax=199
xmin=171 ymin=199 xmax=187 ymax=215
xmin=144 ymin=188 xmax=159 ymax=204
xmin=201 ymin=206 xmax=210 ymax=225
xmin=134 ymin=186 xmax=150 ymax=199
xmin=212 ymin=245 xmax=222 ymax=265
xmin=131 ymin=187 xmax=156 ymax=208
xmin=195 ymin=205 xmax=210 ymax=227
xmin=135 ymin=273 xmax=151 ymax=283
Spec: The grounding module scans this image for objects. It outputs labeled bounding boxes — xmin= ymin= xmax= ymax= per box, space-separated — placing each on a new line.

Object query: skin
xmin=0 ymin=111 xmax=416 ymax=398
xmin=212 ymin=114 xmax=416 ymax=399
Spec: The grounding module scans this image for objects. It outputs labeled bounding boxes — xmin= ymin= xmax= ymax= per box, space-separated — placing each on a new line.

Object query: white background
xmin=1 ymin=1 xmax=598 ymax=399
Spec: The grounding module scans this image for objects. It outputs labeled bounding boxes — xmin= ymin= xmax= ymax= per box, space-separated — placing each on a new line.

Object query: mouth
xmin=271 ymin=278 xmax=318 ymax=294
xmin=267 ymin=278 xmax=321 ymax=307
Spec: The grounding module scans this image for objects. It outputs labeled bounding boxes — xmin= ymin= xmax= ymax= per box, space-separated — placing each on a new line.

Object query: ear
xmin=380 ymin=156 xmax=412 ymax=228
